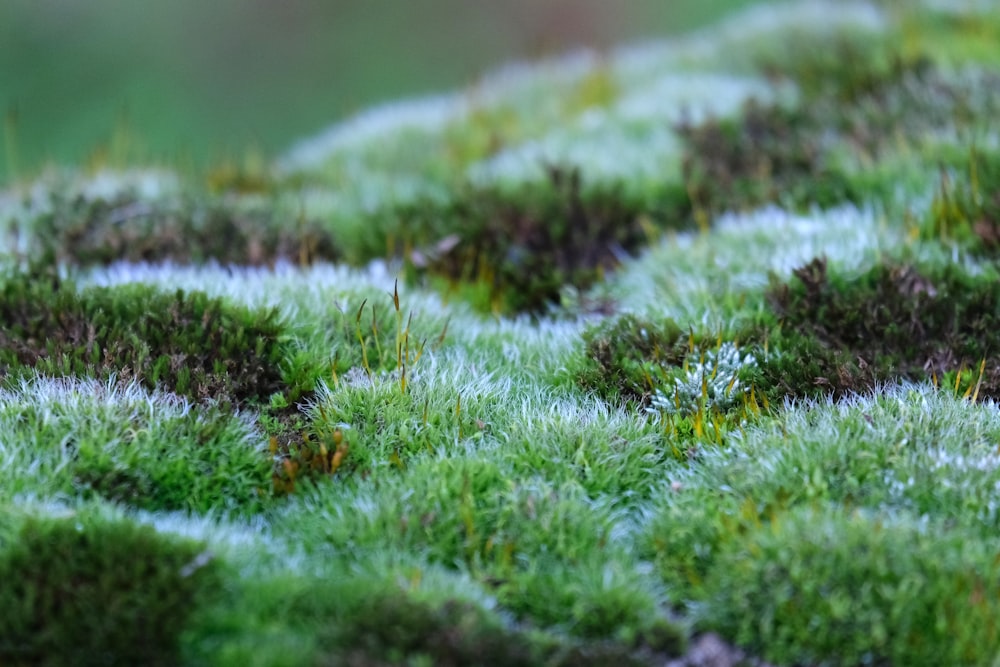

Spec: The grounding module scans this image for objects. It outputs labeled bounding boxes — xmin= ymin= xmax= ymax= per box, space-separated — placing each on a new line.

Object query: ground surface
xmin=3 ymin=1 xmax=1000 ymax=665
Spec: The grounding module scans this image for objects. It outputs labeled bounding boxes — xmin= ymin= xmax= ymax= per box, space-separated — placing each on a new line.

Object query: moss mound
xmin=577 ymin=314 xmax=689 ymax=407
xmin=701 ymin=507 xmax=1000 ymax=666
xmin=0 ymin=510 xmax=222 ymax=667
xmin=31 ymin=190 xmax=340 ymax=267
xmin=678 ymin=100 xmax=859 ymax=216
xmin=0 ymin=265 xmax=289 ymax=406
xmin=760 ymin=256 xmax=1000 ymax=400
xmin=399 ymin=167 xmax=680 ymax=314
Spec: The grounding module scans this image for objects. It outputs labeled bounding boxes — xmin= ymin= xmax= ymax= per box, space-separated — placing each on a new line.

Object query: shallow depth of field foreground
xmin=3 ymin=1 xmax=1000 ymax=665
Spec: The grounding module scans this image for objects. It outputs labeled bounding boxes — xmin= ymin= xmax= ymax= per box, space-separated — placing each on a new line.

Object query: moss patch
xmin=0 ymin=385 xmax=272 ymax=514
xmin=759 ymin=256 xmax=1000 ymax=401
xmin=577 ymin=314 xmax=689 ymax=407
xmin=327 ymin=595 xmax=540 ymax=667
xmin=0 ymin=509 xmax=222 ymax=667
xmin=0 ymin=264 xmax=290 ymax=407
xmin=399 ymin=167 xmax=682 ymax=314
xmin=677 ymin=100 xmax=859 ymax=216
xmin=923 ymin=146 xmax=1000 ymax=254
xmin=29 ymin=190 xmax=340 ymax=267
xmin=701 ymin=506 xmax=1000 ymax=667
xmin=678 ymin=37 xmax=1000 ymax=218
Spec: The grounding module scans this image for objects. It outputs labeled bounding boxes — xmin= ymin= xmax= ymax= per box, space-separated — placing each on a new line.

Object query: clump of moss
xmin=267 ymin=284 xmax=452 ymax=493
xmin=331 ymin=595 xmax=539 ymax=667
xmin=577 ymin=314 xmax=689 ymax=406
xmin=399 ymin=166 xmax=663 ymax=314
xmin=758 ymin=31 xmax=1000 ymax=156
xmin=700 ymin=506 xmax=1000 ymax=667
xmin=0 ymin=509 xmax=222 ymax=667
xmin=756 ymin=256 xmax=1000 ymax=401
xmin=0 ymin=264 xmax=289 ymax=407
xmin=830 ymin=64 xmax=1000 ymax=158
xmin=756 ymin=31 xmax=906 ymax=106
xmin=577 ymin=315 xmax=764 ymax=451
xmin=30 ymin=190 xmax=340 ymax=267
xmin=309 ymin=584 xmax=682 ymax=667
xmin=923 ymin=147 xmax=1000 ymax=253
xmin=677 ymin=100 xmax=859 ymax=217
xmin=68 ymin=407 xmax=270 ymax=514
xmin=679 ymin=34 xmax=1000 ymax=219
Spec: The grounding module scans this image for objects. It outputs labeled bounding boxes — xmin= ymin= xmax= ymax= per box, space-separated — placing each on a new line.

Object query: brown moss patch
xmin=757 ymin=257 xmax=1000 ymax=400
xmin=0 ymin=263 xmax=290 ymax=407
xmin=399 ymin=166 xmax=678 ymax=314
xmin=30 ymin=191 xmax=340 ymax=267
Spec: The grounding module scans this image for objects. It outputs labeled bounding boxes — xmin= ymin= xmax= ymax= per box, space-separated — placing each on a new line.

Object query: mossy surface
xmin=759 ymin=256 xmax=1000 ymax=400
xmin=0 ymin=264 xmax=290 ymax=407
xmin=702 ymin=506 xmax=1000 ymax=666
xmin=0 ymin=380 xmax=271 ymax=514
xmin=0 ymin=509 xmax=221 ymax=667
xmin=6 ymin=2 xmax=1000 ymax=665
xmin=28 ymin=190 xmax=340 ymax=267
xmin=398 ymin=167 xmax=682 ymax=314
xmin=678 ymin=100 xmax=860 ymax=216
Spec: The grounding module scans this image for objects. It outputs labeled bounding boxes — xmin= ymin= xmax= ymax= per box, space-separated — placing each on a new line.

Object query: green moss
xmin=700 ymin=506 xmax=1000 ymax=667
xmin=0 ymin=509 xmax=222 ymax=667
xmin=923 ymin=146 xmax=1000 ymax=253
xmin=289 ymin=457 xmax=675 ymax=644
xmin=755 ymin=30 xmax=904 ymax=105
xmin=398 ymin=167 xmax=675 ymax=314
xmin=267 ymin=286 xmax=452 ymax=492
xmin=828 ymin=64 xmax=1000 ymax=159
xmin=756 ymin=256 xmax=1000 ymax=401
xmin=441 ymin=105 xmax=523 ymax=168
xmin=577 ymin=314 xmax=688 ymax=406
xmin=577 ymin=314 xmax=763 ymax=451
xmin=679 ymin=34 xmax=1000 ymax=219
xmin=208 ymin=571 xmax=682 ymax=667
xmin=0 ymin=394 xmax=271 ymax=514
xmin=640 ymin=485 xmax=770 ymax=603
xmin=30 ymin=190 xmax=340 ymax=267
xmin=897 ymin=8 xmax=1000 ymax=67
xmin=327 ymin=594 xmax=540 ymax=667
xmin=0 ymin=264 xmax=290 ymax=407
xmin=677 ymin=100 xmax=860 ymax=216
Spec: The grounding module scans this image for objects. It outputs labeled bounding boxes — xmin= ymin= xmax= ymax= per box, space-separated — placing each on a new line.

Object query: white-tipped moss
xmin=4 ymin=2 xmax=1000 ymax=664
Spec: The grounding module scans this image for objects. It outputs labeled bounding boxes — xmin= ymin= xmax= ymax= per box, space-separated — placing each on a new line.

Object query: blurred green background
xmin=1 ymin=0 xmax=753 ymax=184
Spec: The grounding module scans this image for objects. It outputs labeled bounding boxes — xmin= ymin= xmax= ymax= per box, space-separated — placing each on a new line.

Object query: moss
xmin=700 ymin=506 xmax=1000 ymax=667
xmin=640 ymin=487 xmax=753 ymax=604
xmin=577 ymin=314 xmax=689 ymax=407
xmin=312 ymin=585 xmax=681 ymax=667
xmin=756 ymin=256 xmax=1000 ymax=401
xmin=756 ymin=30 xmax=905 ymax=106
xmin=0 ymin=264 xmax=290 ymax=407
xmin=828 ymin=64 xmax=1000 ymax=158
xmin=0 ymin=509 xmax=222 ymax=667
xmin=677 ymin=100 xmax=860 ymax=216
xmin=758 ymin=30 xmax=1000 ymax=153
xmin=327 ymin=595 xmax=539 ymax=667
xmin=30 ymin=190 xmax=340 ymax=267
xmin=65 ymin=408 xmax=270 ymax=514
xmin=399 ymin=166 xmax=675 ymax=314
xmin=678 ymin=35 xmax=1000 ymax=219
xmin=923 ymin=146 xmax=1000 ymax=254
xmin=898 ymin=7 xmax=1000 ymax=67
xmin=267 ymin=286 xmax=448 ymax=492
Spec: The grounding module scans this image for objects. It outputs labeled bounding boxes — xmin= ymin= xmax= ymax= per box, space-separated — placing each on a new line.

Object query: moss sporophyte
xmin=7 ymin=2 xmax=1000 ymax=665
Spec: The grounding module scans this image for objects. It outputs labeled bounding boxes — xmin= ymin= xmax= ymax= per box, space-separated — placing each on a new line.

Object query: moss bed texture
xmin=3 ymin=1 xmax=1000 ymax=664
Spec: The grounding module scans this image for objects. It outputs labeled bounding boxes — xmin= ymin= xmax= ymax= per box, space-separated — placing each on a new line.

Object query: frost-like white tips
xmin=649 ymin=342 xmax=758 ymax=417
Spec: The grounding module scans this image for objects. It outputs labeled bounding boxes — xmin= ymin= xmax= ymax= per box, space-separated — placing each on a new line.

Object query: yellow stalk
xmin=971 ymin=358 xmax=986 ymax=404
